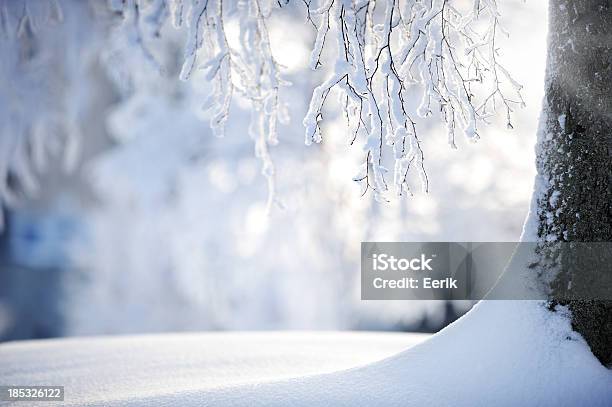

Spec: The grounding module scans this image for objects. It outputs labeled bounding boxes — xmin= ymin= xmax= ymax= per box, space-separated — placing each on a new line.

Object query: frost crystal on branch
xmin=303 ymin=0 xmax=524 ymax=201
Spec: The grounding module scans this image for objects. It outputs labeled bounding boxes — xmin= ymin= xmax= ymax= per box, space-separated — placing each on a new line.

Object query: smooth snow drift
xmin=187 ymin=301 xmax=612 ymax=407
xmin=0 ymin=331 xmax=426 ymax=406
xmin=1 ymin=302 xmax=610 ymax=406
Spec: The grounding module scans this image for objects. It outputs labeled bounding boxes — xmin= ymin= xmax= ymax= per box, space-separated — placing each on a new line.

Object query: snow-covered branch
xmin=0 ymin=0 xmax=523 ymax=219
xmin=103 ymin=0 xmax=524 ymax=204
xmin=303 ymin=0 xmax=524 ymax=201
xmin=167 ymin=0 xmax=289 ymax=210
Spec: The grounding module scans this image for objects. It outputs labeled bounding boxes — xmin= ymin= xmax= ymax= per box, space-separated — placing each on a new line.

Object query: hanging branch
xmin=0 ymin=0 xmax=523 ymax=220
xmin=303 ymin=0 xmax=523 ymax=201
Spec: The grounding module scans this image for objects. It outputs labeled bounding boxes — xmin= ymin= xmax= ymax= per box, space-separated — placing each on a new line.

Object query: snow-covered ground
xmin=1 ymin=301 xmax=610 ymax=406
xmin=0 ymin=331 xmax=426 ymax=406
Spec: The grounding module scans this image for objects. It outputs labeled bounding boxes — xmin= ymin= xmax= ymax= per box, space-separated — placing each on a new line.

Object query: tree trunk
xmin=534 ymin=0 xmax=612 ymax=366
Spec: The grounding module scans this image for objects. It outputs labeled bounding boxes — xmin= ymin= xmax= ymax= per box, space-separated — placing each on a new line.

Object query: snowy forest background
xmin=0 ymin=0 xmax=547 ymax=341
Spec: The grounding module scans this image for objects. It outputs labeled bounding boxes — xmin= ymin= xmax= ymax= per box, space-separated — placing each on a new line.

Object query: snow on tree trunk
xmin=530 ymin=0 xmax=611 ymax=366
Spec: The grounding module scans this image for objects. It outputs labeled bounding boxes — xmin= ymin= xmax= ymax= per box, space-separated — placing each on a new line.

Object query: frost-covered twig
xmin=171 ymin=0 xmax=288 ymax=210
xmin=303 ymin=0 xmax=523 ymax=201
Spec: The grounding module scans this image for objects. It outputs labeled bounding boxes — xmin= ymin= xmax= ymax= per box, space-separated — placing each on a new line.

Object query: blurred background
xmin=0 ymin=0 xmax=548 ymax=341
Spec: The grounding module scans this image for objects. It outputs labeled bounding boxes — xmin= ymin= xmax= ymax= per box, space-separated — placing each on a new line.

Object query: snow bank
xmin=0 ymin=331 xmax=426 ymax=406
xmin=196 ymin=301 xmax=611 ymax=407
xmin=1 ymin=302 xmax=610 ymax=406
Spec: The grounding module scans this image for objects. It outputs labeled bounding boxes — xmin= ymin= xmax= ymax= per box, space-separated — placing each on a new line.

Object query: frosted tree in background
xmin=0 ymin=0 xmax=610 ymax=368
xmin=0 ymin=1 xmax=103 ymax=228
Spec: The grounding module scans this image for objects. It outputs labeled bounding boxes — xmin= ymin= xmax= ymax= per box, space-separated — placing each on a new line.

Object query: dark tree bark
xmin=535 ymin=0 xmax=612 ymax=366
